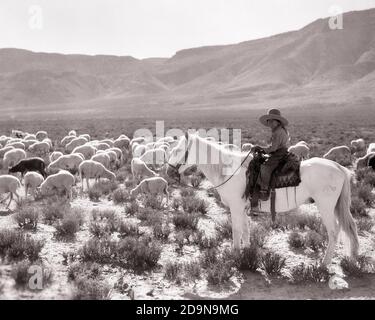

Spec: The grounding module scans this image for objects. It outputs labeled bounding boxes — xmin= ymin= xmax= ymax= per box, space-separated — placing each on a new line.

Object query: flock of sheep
xmin=0 ymin=129 xmax=374 ymax=211
xmin=0 ymin=129 xmax=172 ymax=209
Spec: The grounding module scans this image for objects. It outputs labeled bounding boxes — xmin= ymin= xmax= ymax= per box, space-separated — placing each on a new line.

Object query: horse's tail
xmin=334 ymin=163 xmax=359 ymax=258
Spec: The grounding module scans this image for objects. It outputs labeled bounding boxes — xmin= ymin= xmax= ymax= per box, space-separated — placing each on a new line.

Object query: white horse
xmin=167 ymin=133 xmax=359 ymax=266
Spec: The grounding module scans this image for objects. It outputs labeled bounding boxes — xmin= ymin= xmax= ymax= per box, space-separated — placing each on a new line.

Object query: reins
xmin=167 ymin=139 xmax=253 ymax=192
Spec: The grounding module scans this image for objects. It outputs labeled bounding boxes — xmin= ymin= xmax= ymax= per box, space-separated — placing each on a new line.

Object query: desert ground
xmin=0 ymin=105 xmax=374 ymax=300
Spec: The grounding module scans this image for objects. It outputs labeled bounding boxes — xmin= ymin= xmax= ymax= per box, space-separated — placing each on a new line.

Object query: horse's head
xmin=166 ymin=132 xmax=194 ymax=178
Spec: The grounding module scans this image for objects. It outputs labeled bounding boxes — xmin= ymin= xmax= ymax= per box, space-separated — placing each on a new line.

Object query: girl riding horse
xmin=250 ymin=109 xmax=290 ymax=214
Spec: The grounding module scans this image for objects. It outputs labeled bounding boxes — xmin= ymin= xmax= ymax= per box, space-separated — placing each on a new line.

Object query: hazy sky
xmin=1 ymin=0 xmax=375 ymax=59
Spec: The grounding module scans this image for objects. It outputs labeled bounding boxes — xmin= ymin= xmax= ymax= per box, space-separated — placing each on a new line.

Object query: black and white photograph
xmin=0 ymin=0 xmax=374 ymax=302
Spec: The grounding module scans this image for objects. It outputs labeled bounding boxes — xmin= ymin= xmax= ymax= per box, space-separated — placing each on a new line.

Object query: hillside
xmin=0 ymin=8 xmax=375 ymax=118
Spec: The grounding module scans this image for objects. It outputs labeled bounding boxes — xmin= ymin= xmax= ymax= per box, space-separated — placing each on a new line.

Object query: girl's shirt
xmin=264 ymin=126 xmax=290 ymax=154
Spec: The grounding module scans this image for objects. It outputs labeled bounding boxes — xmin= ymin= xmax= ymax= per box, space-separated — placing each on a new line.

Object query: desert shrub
xmin=207 ymin=261 xmax=235 ymax=285
xmin=288 ymin=231 xmax=305 ymax=249
xmin=215 ymin=218 xmax=232 ymax=240
xmin=112 ymin=187 xmax=132 ymax=204
xmin=79 ymin=239 xmax=116 ymax=264
xmin=180 ymin=188 xmax=195 ymax=198
xmin=290 ymin=262 xmax=330 ymax=284
xmin=350 ymin=196 xmax=369 ymax=217
xmin=89 ymin=209 xmax=117 ymax=238
xmin=181 ymin=196 xmax=208 ymax=215
xmin=118 ymin=220 xmax=140 ymax=238
xmin=135 ymin=207 xmax=155 ymax=223
xmin=193 ymin=230 xmax=218 ymax=249
xmin=171 ymin=198 xmax=181 ymax=211
xmin=42 ymin=201 xmax=70 ymax=224
xmin=116 ymin=237 xmax=161 ymax=273
xmin=144 ymin=194 xmax=164 ymax=210
xmin=72 ymin=277 xmax=111 ymax=300
xmin=260 ymin=251 xmax=286 ymax=276
xmin=356 ymin=217 xmax=374 ymax=234
xmin=173 ymin=211 xmax=199 ymax=230
xmin=294 ymin=213 xmax=323 ymax=233
xmin=88 ymin=185 xmax=102 ymax=201
xmin=124 ymin=199 xmax=139 ymax=216
xmin=249 ymin=223 xmax=267 ymax=248
xmin=183 ymin=261 xmax=202 ymax=281
xmin=200 ymin=248 xmax=219 ymax=269
xmin=13 ymin=207 xmax=39 ymax=231
xmin=0 ymin=230 xmax=44 ymax=262
xmin=68 ymin=262 xmax=102 ymax=281
xmin=11 ymin=260 xmax=52 ymax=289
xmin=233 ymin=244 xmax=262 ymax=272
xmin=153 ymin=220 xmax=171 ymax=240
xmin=92 ymin=180 xmax=119 ymax=196
xmin=340 ymin=255 xmax=374 ymax=277
xmin=305 ymin=231 xmax=325 ymax=252
xmin=356 ymin=168 xmax=375 ymax=187
xmin=124 ymin=178 xmax=136 ymax=189
xmin=55 ymin=212 xmax=83 ymax=240
xmin=164 ymin=262 xmax=182 ymax=282
xmin=355 ymin=182 xmax=375 ymax=206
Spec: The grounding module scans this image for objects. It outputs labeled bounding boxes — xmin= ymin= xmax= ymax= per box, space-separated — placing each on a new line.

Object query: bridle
xmin=167 ymin=133 xmax=253 ymax=191
xmin=167 ymin=132 xmax=193 ymax=173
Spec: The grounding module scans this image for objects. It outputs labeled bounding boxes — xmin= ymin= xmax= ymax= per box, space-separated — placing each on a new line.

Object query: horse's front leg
xmin=229 ymin=201 xmax=248 ymax=250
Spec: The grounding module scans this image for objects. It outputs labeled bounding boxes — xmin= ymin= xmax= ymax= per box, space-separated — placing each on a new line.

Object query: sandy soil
xmin=0 ymin=177 xmax=374 ymax=300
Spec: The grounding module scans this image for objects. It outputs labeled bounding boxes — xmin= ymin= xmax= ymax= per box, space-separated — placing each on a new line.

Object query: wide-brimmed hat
xmin=259 ymin=108 xmax=289 ymax=127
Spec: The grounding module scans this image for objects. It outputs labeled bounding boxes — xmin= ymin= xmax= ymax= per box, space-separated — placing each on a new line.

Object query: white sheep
xmin=367 ymin=143 xmax=375 ymax=155
xmin=0 ymin=175 xmax=21 ymax=209
xmin=24 ymin=134 xmax=37 ymax=141
xmin=60 ymin=135 xmax=76 ymax=147
xmin=323 ymin=146 xmax=352 ymax=164
xmin=29 ymin=141 xmax=50 ymax=156
xmin=139 ymin=148 xmax=167 ymax=167
xmin=130 ymin=177 xmax=169 ymax=202
xmin=91 ymin=153 xmax=111 ymax=169
xmin=69 ymin=130 xmax=77 ymax=137
xmin=350 ymin=138 xmax=366 ymax=153
xmin=7 ymin=142 xmax=25 ymax=150
xmin=288 ymin=143 xmax=310 ymax=160
xmin=104 ymin=150 xmax=119 ymax=168
xmin=78 ymin=160 xmax=116 ymax=191
xmin=3 ymin=148 xmax=27 ymax=169
xmin=133 ymin=144 xmax=147 ymax=158
xmin=100 ymin=139 xmax=114 ymax=148
xmin=79 ymin=134 xmax=91 ymax=141
xmin=36 ymin=131 xmax=48 ymax=141
xmin=72 ymin=144 xmax=96 ymax=160
xmin=131 ymin=158 xmax=157 ymax=182
xmin=24 ymin=171 xmax=44 ymax=198
xmin=48 ymin=154 xmax=84 ymax=174
xmin=108 ymin=147 xmax=123 ymax=164
xmin=356 ymin=152 xmax=375 ymax=170
xmin=0 ymin=146 xmax=15 ymax=158
xmin=65 ymin=137 xmax=88 ymax=153
xmin=114 ymin=137 xmax=130 ymax=150
xmin=95 ymin=143 xmax=111 ymax=151
xmin=50 ymin=151 xmax=64 ymax=163
xmin=39 ymin=170 xmax=75 ymax=200
xmin=21 ymin=139 xmax=38 ymax=149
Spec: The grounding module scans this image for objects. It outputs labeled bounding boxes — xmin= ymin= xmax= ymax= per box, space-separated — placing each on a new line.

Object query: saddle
xmin=243 ymin=150 xmax=301 ymax=222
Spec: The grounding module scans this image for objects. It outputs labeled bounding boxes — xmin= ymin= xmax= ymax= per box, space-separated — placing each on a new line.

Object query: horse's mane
xmin=192 ymin=135 xmax=252 ymax=179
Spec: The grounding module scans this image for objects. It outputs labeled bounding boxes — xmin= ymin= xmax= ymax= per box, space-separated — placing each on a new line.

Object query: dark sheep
xmin=8 ymin=157 xmax=47 ymax=179
xmin=369 ymin=154 xmax=375 ymax=170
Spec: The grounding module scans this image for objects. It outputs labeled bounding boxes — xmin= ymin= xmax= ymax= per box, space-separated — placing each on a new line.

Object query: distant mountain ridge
xmin=1 ymin=8 xmax=375 ymax=117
